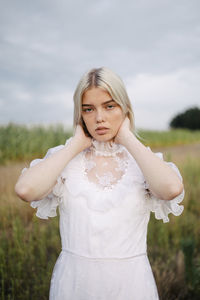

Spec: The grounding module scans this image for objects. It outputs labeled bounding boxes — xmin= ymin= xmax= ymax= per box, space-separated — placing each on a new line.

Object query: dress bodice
xmin=28 ymin=138 xmax=185 ymax=259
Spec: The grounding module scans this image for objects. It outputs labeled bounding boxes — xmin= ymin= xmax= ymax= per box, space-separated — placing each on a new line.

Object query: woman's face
xmin=81 ymin=87 xmax=125 ymax=142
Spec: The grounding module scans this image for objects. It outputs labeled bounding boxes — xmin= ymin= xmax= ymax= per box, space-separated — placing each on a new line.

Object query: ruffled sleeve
xmin=144 ymin=147 xmax=185 ymax=223
xmin=22 ymin=138 xmax=72 ymax=219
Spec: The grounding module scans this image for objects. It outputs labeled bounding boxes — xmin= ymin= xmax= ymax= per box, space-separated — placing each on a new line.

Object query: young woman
xmin=15 ymin=67 xmax=184 ymax=300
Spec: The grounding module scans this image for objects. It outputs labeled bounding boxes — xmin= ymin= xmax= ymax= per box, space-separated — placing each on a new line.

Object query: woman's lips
xmin=95 ymin=127 xmax=109 ymax=135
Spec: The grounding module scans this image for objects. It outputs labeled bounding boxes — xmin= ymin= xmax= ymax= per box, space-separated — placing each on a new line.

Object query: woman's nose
xmin=96 ymin=109 xmax=105 ymax=123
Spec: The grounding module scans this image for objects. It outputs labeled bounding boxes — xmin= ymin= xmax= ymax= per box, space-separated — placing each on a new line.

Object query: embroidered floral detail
xmin=114 ymin=154 xmax=129 ymax=172
xmin=96 ymin=172 xmax=117 ymax=188
xmin=83 ymin=140 xmax=129 ymax=190
xmin=85 ymin=160 xmax=96 ymax=171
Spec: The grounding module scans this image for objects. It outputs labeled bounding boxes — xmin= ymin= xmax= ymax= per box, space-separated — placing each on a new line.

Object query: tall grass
xmin=138 ymin=128 xmax=200 ymax=147
xmin=1 ymin=123 xmax=200 ymax=163
xmin=0 ymin=163 xmax=61 ymax=300
xmin=0 ymin=123 xmax=72 ymax=164
xmin=0 ymin=214 xmax=60 ymax=300
xmin=148 ymin=158 xmax=200 ymax=299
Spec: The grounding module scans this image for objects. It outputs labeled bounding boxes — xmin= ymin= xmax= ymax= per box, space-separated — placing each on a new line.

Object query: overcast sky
xmin=1 ymin=0 xmax=200 ymax=130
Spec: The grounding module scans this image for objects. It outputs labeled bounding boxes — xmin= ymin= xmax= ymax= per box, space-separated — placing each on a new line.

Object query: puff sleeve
xmin=144 ymin=147 xmax=185 ymax=223
xmin=22 ymin=138 xmax=72 ymax=219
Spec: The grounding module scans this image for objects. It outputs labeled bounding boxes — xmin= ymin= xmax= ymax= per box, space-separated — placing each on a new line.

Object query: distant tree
xmin=170 ymin=107 xmax=200 ymax=130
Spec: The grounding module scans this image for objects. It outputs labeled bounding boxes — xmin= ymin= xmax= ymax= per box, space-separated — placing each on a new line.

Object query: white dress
xmin=25 ymin=138 xmax=185 ymax=300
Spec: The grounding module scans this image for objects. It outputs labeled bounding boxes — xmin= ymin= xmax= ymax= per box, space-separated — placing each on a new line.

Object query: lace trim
xmin=90 ymin=139 xmax=123 ymax=156
xmin=143 ymin=148 xmax=185 ymax=223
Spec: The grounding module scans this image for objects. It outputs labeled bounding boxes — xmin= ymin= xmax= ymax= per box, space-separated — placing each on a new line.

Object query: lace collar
xmin=90 ymin=139 xmax=123 ymax=156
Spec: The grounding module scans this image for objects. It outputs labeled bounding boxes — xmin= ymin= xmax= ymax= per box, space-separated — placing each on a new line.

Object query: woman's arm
xmin=15 ymin=125 xmax=92 ymax=202
xmin=115 ymin=118 xmax=184 ymax=200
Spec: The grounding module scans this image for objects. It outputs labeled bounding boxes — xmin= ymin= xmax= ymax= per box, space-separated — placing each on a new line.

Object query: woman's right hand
xmin=72 ymin=124 xmax=92 ymax=152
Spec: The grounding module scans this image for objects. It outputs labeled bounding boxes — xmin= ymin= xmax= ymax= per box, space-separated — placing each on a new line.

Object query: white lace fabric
xmin=83 ymin=139 xmax=129 ymax=191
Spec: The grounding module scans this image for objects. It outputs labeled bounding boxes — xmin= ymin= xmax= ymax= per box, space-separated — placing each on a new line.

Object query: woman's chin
xmin=92 ymin=133 xmax=115 ymax=142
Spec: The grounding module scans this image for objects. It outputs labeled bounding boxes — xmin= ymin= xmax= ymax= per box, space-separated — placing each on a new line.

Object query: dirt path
xmin=152 ymin=142 xmax=200 ymax=164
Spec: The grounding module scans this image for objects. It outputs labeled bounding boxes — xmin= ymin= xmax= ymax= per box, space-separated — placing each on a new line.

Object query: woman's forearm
xmin=15 ymin=138 xmax=84 ymax=202
xmin=124 ymin=132 xmax=184 ymax=200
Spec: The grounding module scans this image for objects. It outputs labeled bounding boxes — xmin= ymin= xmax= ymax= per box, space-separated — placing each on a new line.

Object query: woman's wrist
xmin=127 ymin=133 xmax=140 ymax=149
xmin=69 ymin=136 xmax=91 ymax=154
xmin=116 ymin=130 xmax=135 ymax=147
xmin=67 ymin=137 xmax=82 ymax=154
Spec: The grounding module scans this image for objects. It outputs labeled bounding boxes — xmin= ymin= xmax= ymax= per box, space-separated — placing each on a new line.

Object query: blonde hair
xmin=73 ymin=67 xmax=136 ymax=136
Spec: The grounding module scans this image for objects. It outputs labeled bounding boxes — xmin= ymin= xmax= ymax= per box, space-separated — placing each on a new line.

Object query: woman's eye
xmin=83 ymin=108 xmax=93 ymax=113
xmin=106 ymin=105 xmax=115 ymax=109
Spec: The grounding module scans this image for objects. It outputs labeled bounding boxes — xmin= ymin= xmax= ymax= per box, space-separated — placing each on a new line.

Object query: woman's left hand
xmin=114 ymin=116 xmax=132 ymax=145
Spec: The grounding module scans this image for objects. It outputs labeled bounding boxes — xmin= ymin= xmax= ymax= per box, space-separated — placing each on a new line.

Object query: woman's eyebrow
xmin=82 ymin=99 xmax=115 ymax=107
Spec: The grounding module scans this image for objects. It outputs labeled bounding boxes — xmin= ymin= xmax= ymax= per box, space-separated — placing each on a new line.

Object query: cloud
xmin=0 ymin=0 xmax=200 ymax=129
xmin=0 ymin=79 xmax=74 ymax=126
xmin=125 ymin=67 xmax=200 ymax=129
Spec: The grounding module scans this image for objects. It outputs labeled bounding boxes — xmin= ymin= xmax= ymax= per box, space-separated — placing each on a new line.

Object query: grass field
xmin=0 ymin=124 xmax=200 ymax=299
xmin=1 ymin=123 xmax=200 ymax=164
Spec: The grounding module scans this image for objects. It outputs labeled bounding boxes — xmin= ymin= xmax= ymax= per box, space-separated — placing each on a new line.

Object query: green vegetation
xmin=0 ymin=123 xmax=72 ymax=164
xmin=0 ymin=214 xmax=60 ymax=300
xmin=138 ymin=128 xmax=200 ymax=147
xmin=170 ymin=106 xmax=200 ymax=130
xmin=0 ymin=124 xmax=200 ymax=299
xmin=1 ymin=123 xmax=200 ymax=164
xmin=148 ymin=158 xmax=200 ymax=299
